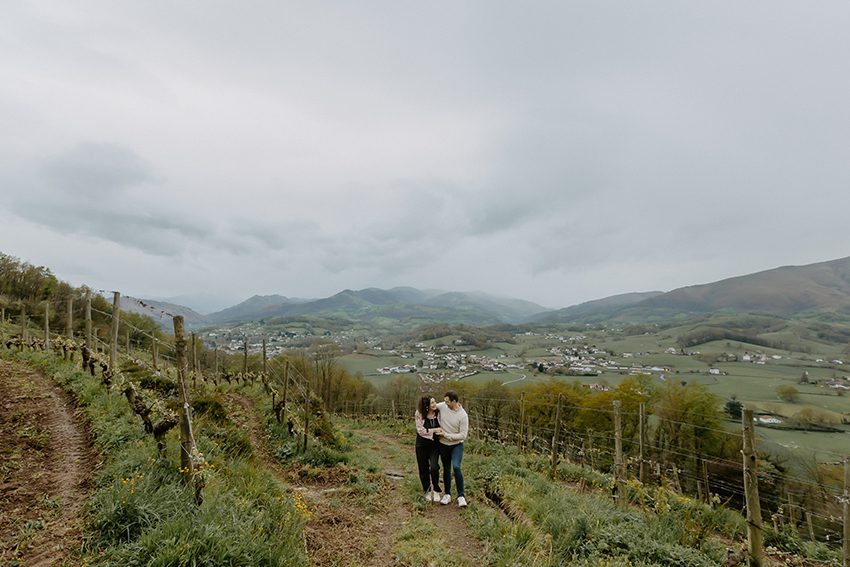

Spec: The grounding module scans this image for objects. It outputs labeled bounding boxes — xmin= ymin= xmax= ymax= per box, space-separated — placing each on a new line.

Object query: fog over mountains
xmin=133 ymin=256 xmax=850 ymax=328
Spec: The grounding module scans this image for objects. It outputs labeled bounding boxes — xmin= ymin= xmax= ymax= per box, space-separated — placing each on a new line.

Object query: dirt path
xmin=353 ymin=428 xmax=488 ymax=566
xmin=224 ymin=394 xmax=488 ymax=566
xmin=223 ymin=393 xmax=380 ymax=566
xmin=224 ymin=393 xmax=288 ymax=477
xmin=0 ymin=359 xmax=97 ymax=566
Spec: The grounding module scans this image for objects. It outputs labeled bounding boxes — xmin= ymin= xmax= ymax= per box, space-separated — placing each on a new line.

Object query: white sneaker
xmin=440 ymin=494 xmax=451 ymax=505
xmin=431 ymin=491 xmax=442 ymax=502
xmin=457 ymin=496 xmax=467 ymax=507
xmin=424 ymin=491 xmax=432 ymax=502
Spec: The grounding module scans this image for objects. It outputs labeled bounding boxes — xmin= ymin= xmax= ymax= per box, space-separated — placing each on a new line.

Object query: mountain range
xmin=138 ymin=256 xmax=850 ymax=329
xmin=205 ymin=288 xmax=549 ymax=326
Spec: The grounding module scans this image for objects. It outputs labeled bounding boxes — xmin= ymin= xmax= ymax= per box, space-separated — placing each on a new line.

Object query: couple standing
xmin=414 ymin=391 xmax=469 ymax=507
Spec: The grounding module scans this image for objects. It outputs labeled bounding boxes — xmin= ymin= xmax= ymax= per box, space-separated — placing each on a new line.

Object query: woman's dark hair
xmin=418 ymin=396 xmax=432 ymax=417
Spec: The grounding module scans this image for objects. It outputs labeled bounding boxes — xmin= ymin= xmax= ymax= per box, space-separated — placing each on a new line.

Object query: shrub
xmin=299 ymin=445 xmax=350 ymax=467
xmin=776 ymin=385 xmax=800 ymax=403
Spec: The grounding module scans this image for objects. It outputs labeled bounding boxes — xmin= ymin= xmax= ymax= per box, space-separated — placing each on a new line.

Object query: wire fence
xmin=334 ymin=392 xmax=849 ymax=548
xmin=2 ymin=295 xmax=849 ymax=554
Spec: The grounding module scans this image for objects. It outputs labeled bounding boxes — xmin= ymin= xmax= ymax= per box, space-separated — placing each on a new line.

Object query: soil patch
xmin=0 ymin=359 xmax=97 ymax=566
xmin=356 ymin=429 xmax=488 ymax=566
xmin=223 ymin=394 xmax=381 ymax=566
xmin=224 ymin=395 xmax=488 ymax=566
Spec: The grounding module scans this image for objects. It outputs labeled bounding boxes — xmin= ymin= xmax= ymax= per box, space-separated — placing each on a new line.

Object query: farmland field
xmin=339 ymin=325 xmax=850 ymax=461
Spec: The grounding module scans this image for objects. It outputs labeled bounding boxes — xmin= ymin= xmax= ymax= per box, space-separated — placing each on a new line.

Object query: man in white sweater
xmin=436 ymin=390 xmax=469 ymax=507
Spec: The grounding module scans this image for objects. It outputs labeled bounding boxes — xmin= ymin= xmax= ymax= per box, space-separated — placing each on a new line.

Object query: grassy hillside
xmin=534 ymin=291 xmax=664 ymax=324
xmin=0 ymin=348 xmax=308 ymax=566
xmin=637 ymin=256 xmax=850 ymax=317
xmin=206 ymin=294 xmax=294 ymax=323
xmin=2 ymin=327 xmax=841 ymax=566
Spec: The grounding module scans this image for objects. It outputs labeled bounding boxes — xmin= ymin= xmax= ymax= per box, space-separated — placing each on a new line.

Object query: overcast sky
xmin=2 ymin=2 xmax=850 ymax=312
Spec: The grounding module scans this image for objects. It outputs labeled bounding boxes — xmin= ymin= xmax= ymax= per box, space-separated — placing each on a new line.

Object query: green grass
xmin=342 ymin=414 xmax=842 ymax=566
xmin=459 ymin=444 xmax=731 ymax=566
xmin=394 ymin=515 xmax=470 ymax=567
xmin=1 ymin=347 xmax=309 ymax=567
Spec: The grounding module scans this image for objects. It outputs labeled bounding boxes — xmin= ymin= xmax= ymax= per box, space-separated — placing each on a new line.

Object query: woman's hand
xmin=432 ymin=427 xmax=444 ymax=435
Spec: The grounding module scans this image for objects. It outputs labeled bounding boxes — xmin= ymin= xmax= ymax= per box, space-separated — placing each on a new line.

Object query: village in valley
xmin=198 ymin=324 xmax=850 ymax=402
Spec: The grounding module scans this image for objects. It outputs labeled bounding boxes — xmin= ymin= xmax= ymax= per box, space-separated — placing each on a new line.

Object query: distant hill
xmin=534 ymin=291 xmax=665 ymax=324
xmin=204 ymin=287 xmax=548 ymax=326
xmin=207 ymin=295 xmax=300 ymax=324
xmin=543 ymin=256 xmax=850 ymax=325
xmin=636 ymin=256 xmax=850 ymax=317
xmin=158 ymin=292 xmax=239 ymax=315
xmin=122 ymin=298 xmax=209 ymax=328
xmin=148 ymin=256 xmax=850 ymax=330
xmin=426 ymin=291 xmax=549 ymax=322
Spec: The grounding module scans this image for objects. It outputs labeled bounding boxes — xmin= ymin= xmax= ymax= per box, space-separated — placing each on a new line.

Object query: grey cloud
xmin=39 ymin=142 xmax=157 ymax=198
xmin=318 ymin=233 xmax=424 ymax=276
xmin=222 ymin=219 xmax=328 ymax=255
xmin=3 ymin=2 xmax=850 ymax=308
xmin=12 ymin=201 xmax=210 ymax=257
xmin=5 ymin=143 xmax=210 ymax=256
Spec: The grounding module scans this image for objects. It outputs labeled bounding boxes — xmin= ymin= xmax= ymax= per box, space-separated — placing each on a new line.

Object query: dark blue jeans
xmin=439 ymin=442 xmax=464 ymax=498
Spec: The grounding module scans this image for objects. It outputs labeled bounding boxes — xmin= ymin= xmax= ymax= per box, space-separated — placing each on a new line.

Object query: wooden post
xmin=671 ymin=464 xmax=682 ymax=492
xmin=742 ymin=409 xmax=764 ymax=567
xmin=844 ymin=457 xmax=849 ymax=567
xmin=587 ymin=429 xmax=595 ymax=469
xmin=785 ymin=491 xmax=795 ymax=527
xmin=613 ymin=400 xmax=625 ymax=505
xmin=190 ymin=332 xmax=197 ymax=387
xmin=66 ymin=296 xmax=74 ymax=341
xmin=62 ymin=295 xmax=74 ymax=360
xmin=518 ymin=392 xmax=526 ymax=452
xmin=551 ymin=393 xmax=563 ymax=477
xmin=262 ymin=338 xmax=268 ymax=392
xmin=303 ymin=391 xmax=310 ymax=452
xmin=806 ymin=509 xmax=816 ymax=542
xmin=109 ymin=292 xmax=120 ymax=369
xmin=21 ymin=308 xmax=27 ymax=343
xmin=85 ymin=291 xmax=92 ymax=349
xmin=152 ymin=338 xmax=158 ymax=371
xmin=190 ymin=333 xmax=197 ymax=373
xmin=173 ymin=316 xmax=195 ymax=482
xmin=44 ymin=302 xmax=50 ymax=351
xmin=639 ymin=402 xmax=648 ymax=484
xmin=243 ymin=336 xmax=248 ymax=375
xmin=282 ymin=360 xmax=289 ymax=412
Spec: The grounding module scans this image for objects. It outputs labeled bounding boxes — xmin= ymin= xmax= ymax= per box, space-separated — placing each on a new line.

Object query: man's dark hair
xmin=444 ymin=390 xmax=459 ymax=402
